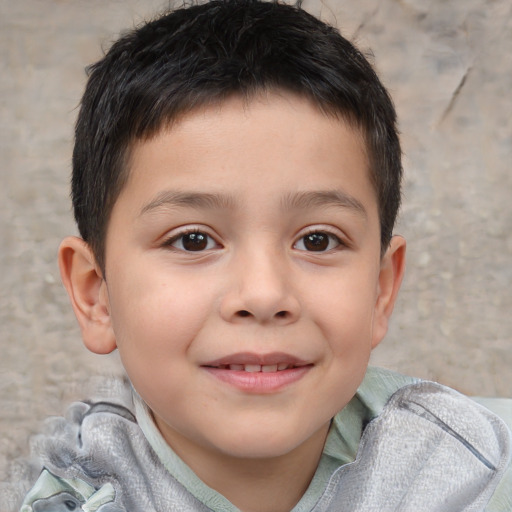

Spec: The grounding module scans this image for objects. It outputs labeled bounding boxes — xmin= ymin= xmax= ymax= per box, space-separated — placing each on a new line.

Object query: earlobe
xmin=58 ymin=236 xmax=117 ymax=354
xmin=371 ymin=235 xmax=406 ymax=349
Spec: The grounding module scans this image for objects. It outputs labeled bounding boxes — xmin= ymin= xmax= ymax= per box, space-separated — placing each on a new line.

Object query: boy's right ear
xmin=58 ymin=236 xmax=117 ymax=355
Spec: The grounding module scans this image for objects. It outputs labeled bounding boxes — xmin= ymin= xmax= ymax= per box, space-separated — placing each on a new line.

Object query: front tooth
xmin=277 ymin=363 xmax=289 ymax=371
xmin=262 ymin=364 xmax=278 ymax=373
xmin=244 ymin=364 xmax=261 ymax=373
xmin=229 ymin=364 xmax=244 ymax=371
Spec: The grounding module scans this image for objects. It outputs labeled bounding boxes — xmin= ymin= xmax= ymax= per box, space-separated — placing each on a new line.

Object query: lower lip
xmin=202 ymin=366 xmax=312 ymax=393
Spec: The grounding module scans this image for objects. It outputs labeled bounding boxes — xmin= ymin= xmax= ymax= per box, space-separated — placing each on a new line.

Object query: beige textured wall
xmin=1 ymin=0 xmax=511 ymax=503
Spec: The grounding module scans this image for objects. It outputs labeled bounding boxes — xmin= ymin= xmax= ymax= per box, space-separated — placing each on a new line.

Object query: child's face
xmin=74 ymin=93 xmax=404 ymax=463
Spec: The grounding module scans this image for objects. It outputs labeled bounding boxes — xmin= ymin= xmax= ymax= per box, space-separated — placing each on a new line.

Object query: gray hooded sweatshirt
xmin=18 ymin=368 xmax=512 ymax=512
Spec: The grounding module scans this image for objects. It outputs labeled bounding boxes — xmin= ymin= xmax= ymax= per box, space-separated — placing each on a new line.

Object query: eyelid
xmin=293 ymin=225 xmax=349 ymax=251
xmin=161 ymin=225 xmax=222 ymax=251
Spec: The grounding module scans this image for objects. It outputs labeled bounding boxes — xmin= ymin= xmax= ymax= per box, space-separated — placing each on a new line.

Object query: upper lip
xmin=201 ymin=352 xmax=310 ymax=367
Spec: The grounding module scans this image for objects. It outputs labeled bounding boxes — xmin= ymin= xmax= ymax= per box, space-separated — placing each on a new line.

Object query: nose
xmin=219 ymin=245 xmax=301 ymax=325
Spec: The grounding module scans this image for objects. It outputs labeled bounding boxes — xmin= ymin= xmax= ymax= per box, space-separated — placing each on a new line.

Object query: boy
xmin=20 ymin=0 xmax=511 ymax=510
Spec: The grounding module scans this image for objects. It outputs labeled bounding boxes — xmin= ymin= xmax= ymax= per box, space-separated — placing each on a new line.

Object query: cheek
xmin=306 ymin=267 xmax=379 ymax=354
xmin=107 ymin=267 xmax=215 ymax=358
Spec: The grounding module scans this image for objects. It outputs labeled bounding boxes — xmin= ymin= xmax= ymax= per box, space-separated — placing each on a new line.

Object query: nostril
xmin=232 ymin=309 xmax=292 ymax=320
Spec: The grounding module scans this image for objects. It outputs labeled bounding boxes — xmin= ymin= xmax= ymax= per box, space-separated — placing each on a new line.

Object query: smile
xmin=201 ymin=353 xmax=312 ymax=393
xmin=205 ymin=363 xmax=301 ymax=372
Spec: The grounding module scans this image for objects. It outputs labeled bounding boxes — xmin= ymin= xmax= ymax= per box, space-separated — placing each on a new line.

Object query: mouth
xmin=201 ymin=352 xmax=311 ymax=372
xmin=201 ymin=353 xmax=312 ymax=393
xmin=203 ymin=363 xmax=306 ymax=372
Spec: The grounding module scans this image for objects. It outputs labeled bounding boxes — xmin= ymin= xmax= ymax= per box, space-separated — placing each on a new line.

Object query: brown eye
xmin=182 ymin=232 xmax=208 ymax=251
xmin=168 ymin=231 xmax=217 ymax=251
xmin=295 ymin=231 xmax=341 ymax=252
xmin=303 ymin=233 xmax=328 ymax=251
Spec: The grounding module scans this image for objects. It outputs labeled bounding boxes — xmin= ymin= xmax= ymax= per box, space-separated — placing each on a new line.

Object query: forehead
xmin=117 ymin=93 xmax=377 ymax=222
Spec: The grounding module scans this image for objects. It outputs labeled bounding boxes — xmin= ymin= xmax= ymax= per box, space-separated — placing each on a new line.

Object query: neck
xmin=156 ymin=419 xmax=330 ymax=512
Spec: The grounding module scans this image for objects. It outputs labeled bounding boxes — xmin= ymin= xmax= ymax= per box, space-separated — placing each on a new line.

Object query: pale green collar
xmin=134 ymin=367 xmax=417 ymax=511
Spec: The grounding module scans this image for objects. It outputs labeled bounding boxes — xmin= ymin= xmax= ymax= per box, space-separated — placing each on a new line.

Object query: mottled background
xmin=1 ymin=0 xmax=511 ymax=505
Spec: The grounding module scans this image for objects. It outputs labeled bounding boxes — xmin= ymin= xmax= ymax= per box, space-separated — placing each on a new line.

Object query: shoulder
xmin=19 ymin=391 xmax=139 ymax=512
xmin=19 ymin=383 xmax=211 ymax=512
xmin=471 ymin=397 xmax=512 ymax=511
xmin=323 ymin=368 xmax=511 ymax=511
xmin=381 ymin=380 xmax=512 ymax=511
xmin=325 ymin=367 xmax=419 ymax=463
xmin=353 ymin=366 xmax=512 ymax=434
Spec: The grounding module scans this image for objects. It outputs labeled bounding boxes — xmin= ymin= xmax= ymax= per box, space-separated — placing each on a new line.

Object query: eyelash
xmin=161 ymin=227 xmax=346 ymax=253
xmin=162 ymin=228 xmax=220 ymax=252
xmin=293 ymin=229 xmax=346 ymax=253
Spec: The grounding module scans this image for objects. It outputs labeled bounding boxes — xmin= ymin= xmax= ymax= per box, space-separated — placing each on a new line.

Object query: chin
xmin=211 ymin=427 xmax=309 ymax=460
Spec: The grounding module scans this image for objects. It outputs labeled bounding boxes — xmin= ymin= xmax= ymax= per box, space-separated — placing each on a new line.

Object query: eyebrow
xmin=281 ymin=190 xmax=367 ymax=218
xmin=139 ymin=190 xmax=238 ymax=216
xmin=139 ymin=189 xmax=367 ymax=218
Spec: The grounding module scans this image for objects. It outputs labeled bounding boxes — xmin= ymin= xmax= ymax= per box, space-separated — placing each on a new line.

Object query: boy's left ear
xmin=371 ymin=235 xmax=406 ymax=349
